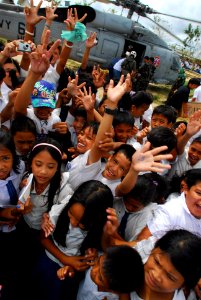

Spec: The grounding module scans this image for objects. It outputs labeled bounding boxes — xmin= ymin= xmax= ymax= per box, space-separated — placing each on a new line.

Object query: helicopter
xmin=0 ymin=0 xmax=200 ymax=83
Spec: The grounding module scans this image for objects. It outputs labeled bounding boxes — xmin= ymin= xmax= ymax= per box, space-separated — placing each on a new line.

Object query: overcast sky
xmin=88 ymin=0 xmax=201 ymax=47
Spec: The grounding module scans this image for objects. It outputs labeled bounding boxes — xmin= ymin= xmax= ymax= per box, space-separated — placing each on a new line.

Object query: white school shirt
xmin=114 ymin=198 xmax=157 ymax=241
xmin=42 ymin=64 xmax=60 ymax=88
xmin=167 ymin=148 xmax=201 ymax=179
xmin=23 ymin=172 xmax=73 ymax=230
xmin=0 ymin=161 xmax=25 ymax=232
xmin=46 ymin=223 xmax=87 ymax=267
xmin=147 ymin=192 xmax=201 ymax=239
xmin=27 ymin=108 xmax=61 ymax=136
xmin=130 ymin=289 xmax=186 ymax=300
xmin=67 ymin=150 xmax=101 ymax=191
xmin=77 ymin=265 xmax=119 ymax=300
xmin=192 ymin=85 xmax=201 ymax=102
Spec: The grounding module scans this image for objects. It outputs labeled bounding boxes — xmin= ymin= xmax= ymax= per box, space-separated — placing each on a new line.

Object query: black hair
xmin=113 ymin=111 xmax=134 ymax=128
xmin=78 ymin=72 xmax=97 ymax=95
xmin=0 ymin=66 xmax=5 ymax=82
xmin=0 ymin=129 xmax=20 ymax=174
xmin=117 ymin=92 xmax=132 ymax=111
xmin=103 ymin=246 xmax=144 ymax=293
xmin=98 ymin=95 xmax=108 ymax=108
xmin=167 ymin=172 xmax=187 ymax=195
xmin=147 ymin=127 xmax=177 ymax=153
xmin=152 ymin=105 xmax=177 ymax=125
xmin=125 ymin=174 xmax=157 ymax=206
xmin=82 ymin=121 xmax=100 ymax=135
xmin=130 ymin=91 xmax=153 ymax=107
xmin=28 ymin=138 xmax=63 ymax=211
xmin=113 ymin=144 xmax=136 ymax=162
xmin=149 ymin=57 xmax=155 ymax=63
xmin=3 ymin=57 xmax=20 ymax=74
xmin=144 ymin=56 xmax=149 ymax=60
xmin=155 ymin=229 xmax=201 ymax=289
xmin=188 ymin=78 xmax=200 ymax=86
xmin=184 ymin=168 xmax=201 ymax=189
xmin=53 ymin=180 xmax=113 ymax=253
xmin=142 ymin=172 xmax=170 ymax=204
xmin=73 ymin=107 xmax=87 ymax=120
xmin=191 ymin=136 xmax=201 ymax=146
xmin=11 ymin=116 xmax=37 ymax=137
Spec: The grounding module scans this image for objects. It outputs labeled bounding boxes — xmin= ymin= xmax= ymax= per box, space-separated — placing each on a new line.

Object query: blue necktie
xmin=6 ymin=180 xmax=18 ymax=205
xmin=118 ymin=211 xmax=130 ymax=239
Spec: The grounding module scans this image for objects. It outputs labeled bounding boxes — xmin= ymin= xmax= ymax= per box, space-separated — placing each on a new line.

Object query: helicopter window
xmin=102 ymin=39 xmax=120 ymax=58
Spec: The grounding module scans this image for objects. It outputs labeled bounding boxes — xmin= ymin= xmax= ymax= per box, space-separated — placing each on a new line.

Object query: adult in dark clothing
xmin=149 ymin=57 xmax=156 ymax=81
xmin=166 ymin=78 xmax=200 ymax=116
xmin=134 ymin=56 xmax=151 ymax=92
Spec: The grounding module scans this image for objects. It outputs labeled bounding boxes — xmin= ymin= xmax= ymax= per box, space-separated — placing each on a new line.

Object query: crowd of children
xmin=1 ymin=1 xmax=201 ymax=300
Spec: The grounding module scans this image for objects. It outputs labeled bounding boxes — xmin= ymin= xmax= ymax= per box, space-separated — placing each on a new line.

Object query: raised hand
xmin=30 ymin=30 xmax=61 ymax=75
xmin=107 ymin=74 xmax=131 ymax=107
xmin=64 ymin=7 xmax=87 ymax=31
xmin=45 ymin=2 xmax=58 ymax=22
xmin=92 ymin=65 xmax=106 ymax=88
xmin=67 ymin=75 xmax=86 ymax=97
xmin=86 ymin=32 xmax=97 ymax=49
xmin=131 ymin=141 xmax=173 ymax=173
xmin=77 ymin=86 xmax=96 ymax=112
xmin=24 ymin=0 xmax=45 ymax=26
xmin=186 ymin=109 xmax=201 ymax=137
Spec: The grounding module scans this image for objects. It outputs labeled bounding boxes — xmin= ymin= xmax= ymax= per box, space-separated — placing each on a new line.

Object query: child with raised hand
xmin=67 ymin=74 xmax=173 ymax=195
xmin=32 ymin=180 xmax=114 ymax=300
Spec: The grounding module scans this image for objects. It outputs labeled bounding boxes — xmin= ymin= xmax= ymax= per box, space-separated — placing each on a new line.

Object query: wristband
xmin=61 ymin=22 xmax=87 ymax=43
xmin=25 ymin=30 xmax=34 ymax=36
xmin=104 ymin=107 xmax=118 ymax=116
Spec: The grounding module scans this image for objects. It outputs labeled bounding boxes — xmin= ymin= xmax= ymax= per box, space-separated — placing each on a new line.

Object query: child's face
xmin=131 ymin=104 xmax=150 ymax=118
xmin=31 ymin=150 xmax=58 ymax=186
xmin=144 ymin=247 xmax=184 ymax=294
xmin=103 ymin=152 xmax=131 ymax=180
xmin=77 ymin=127 xmax=96 ymax=154
xmin=72 ymin=116 xmax=86 ymax=135
xmin=188 ymin=142 xmax=201 ymax=166
xmin=98 ymin=99 xmax=110 ymax=116
xmin=185 ymin=181 xmax=201 ymax=219
xmin=0 ymin=147 xmax=13 ymax=179
xmin=114 ymin=124 xmax=133 ymax=143
xmin=90 ymin=255 xmax=110 ymax=292
xmin=13 ymin=131 xmax=36 ymax=156
xmin=68 ymin=203 xmax=85 ymax=229
xmin=151 ymin=114 xmax=171 ymax=129
xmin=123 ymin=196 xmax=144 ymax=212
xmin=34 ymin=107 xmax=53 ymax=120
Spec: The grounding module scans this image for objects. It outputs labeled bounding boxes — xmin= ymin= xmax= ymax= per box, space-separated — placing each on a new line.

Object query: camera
xmin=18 ymin=42 xmax=32 ymax=53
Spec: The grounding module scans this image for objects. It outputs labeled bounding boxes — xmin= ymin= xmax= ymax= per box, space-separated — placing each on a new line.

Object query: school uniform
xmin=114 ymin=198 xmax=157 ymax=241
xmin=77 ymin=266 xmax=118 ymax=300
xmin=167 ymin=147 xmax=201 ymax=179
xmin=27 ymin=108 xmax=61 ymax=140
xmin=147 ymin=192 xmax=201 ymax=239
xmin=130 ymin=289 xmax=187 ymax=300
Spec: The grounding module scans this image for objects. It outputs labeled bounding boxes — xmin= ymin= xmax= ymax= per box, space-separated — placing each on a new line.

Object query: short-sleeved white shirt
xmin=77 ymin=265 xmax=119 ymax=300
xmin=192 ymin=85 xmax=201 ymax=102
xmin=42 ymin=65 xmax=60 ymax=88
xmin=23 ymin=172 xmax=73 ymax=230
xmin=27 ymin=108 xmax=61 ymax=137
xmin=130 ymin=289 xmax=186 ymax=300
xmin=167 ymin=148 xmax=201 ymax=179
xmin=147 ymin=192 xmax=201 ymax=239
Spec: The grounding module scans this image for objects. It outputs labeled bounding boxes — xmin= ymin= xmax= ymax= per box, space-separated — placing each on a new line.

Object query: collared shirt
xmin=114 ymin=198 xmax=157 ymax=241
xmin=148 ymin=192 xmax=201 ymax=239
xmin=167 ymin=148 xmax=201 ymax=179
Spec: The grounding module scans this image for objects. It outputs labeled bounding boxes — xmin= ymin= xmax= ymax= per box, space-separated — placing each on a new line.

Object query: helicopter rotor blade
xmin=146 ymin=16 xmax=186 ymax=45
xmin=156 ymin=12 xmax=201 ymax=25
